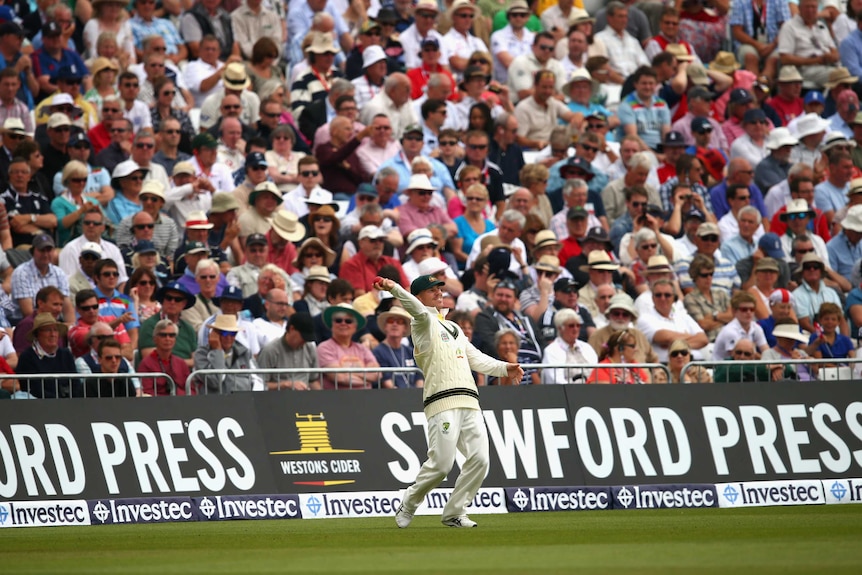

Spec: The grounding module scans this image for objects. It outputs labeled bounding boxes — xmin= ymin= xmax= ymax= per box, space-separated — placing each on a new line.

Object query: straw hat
xmin=377 ymin=305 xmax=413 ymax=334
xmin=532 ymin=229 xmax=561 ymax=254
xmin=271 ymin=210 xmax=306 ymax=242
xmin=710 ymin=51 xmax=740 ymax=74
xmin=777 ymin=65 xmax=803 ymax=83
xmin=27 ymin=313 xmax=68 ymax=342
xmin=824 ymin=67 xmax=859 ymax=89
xmin=211 ymin=314 xmax=242 ymax=333
xmin=222 ymin=62 xmax=250 ymax=91
xmin=534 ymin=254 xmax=562 ymax=273
xmin=587 ymin=251 xmax=619 ymax=271
xmin=607 ymin=293 xmax=638 ymax=319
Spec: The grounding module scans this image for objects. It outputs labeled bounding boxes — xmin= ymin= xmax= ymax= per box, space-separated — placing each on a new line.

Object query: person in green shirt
xmin=138 ymin=281 xmax=198 ymax=368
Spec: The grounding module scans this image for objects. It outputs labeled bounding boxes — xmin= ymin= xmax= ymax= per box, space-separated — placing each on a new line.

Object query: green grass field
xmin=3 ymin=506 xmax=861 ymax=574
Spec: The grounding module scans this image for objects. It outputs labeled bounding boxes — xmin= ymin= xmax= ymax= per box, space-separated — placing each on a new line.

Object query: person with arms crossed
xmin=375 ymin=274 xmax=523 ymax=529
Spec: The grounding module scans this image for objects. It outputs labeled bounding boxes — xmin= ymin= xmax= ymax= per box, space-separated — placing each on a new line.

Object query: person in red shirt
xmin=407 ymin=38 xmax=455 ymax=100
xmin=87 ymin=96 xmax=123 ymax=155
xmin=557 ymin=207 xmax=589 ymax=265
xmin=657 ymin=131 xmax=687 ymax=184
xmin=766 ymin=66 xmax=804 ymax=126
xmin=769 ymin=173 xmax=831 ymax=241
xmin=340 ymin=225 xmax=409 ymax=296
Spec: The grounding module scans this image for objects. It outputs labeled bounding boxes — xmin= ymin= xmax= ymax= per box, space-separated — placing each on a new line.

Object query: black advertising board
xmin=1 ymin=383 xmax=860 ymax=501
xmin=0 ymin=395 xmax=276 ymax=500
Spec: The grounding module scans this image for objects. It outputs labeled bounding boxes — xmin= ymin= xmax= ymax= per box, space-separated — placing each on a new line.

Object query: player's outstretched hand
xmin=506 ymin=363 xmax=524 ymax=381
xmin=373 ymin=277 xmax=396 ymax=292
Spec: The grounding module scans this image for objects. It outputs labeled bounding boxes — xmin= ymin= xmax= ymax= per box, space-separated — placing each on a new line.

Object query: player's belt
xmin=423 ymin=387 xmax=479 ymax=407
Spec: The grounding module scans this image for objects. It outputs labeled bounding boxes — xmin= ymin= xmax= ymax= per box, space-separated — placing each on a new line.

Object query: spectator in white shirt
xmin=594 ymin=1 xmax=649 ymax=78
xmin=541 ymin=307 xmax=598 ymax=384
xmin=183 ymin=35 xmax=225 ymax=107
xmin=441 ymin=0 xmax=488 ymax=78
xmin=490 ymin=0 xmax=535 ymax=84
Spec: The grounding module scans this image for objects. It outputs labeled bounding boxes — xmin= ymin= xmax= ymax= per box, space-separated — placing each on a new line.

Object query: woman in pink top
xmin=318 ymin=304 xmax=381 ymax=389
xmin=588 ymin=329 xmax=650 ymax=384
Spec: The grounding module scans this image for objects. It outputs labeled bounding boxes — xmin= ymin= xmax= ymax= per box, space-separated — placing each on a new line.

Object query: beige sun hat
xmin=271 ymin=210 xmax=306 ymax=242
xmin=377 ymin=305 xmax=413 ymax=335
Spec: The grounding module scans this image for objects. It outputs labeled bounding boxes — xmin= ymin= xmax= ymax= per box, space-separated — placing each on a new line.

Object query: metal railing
xmin=0 ymin=372 xmax=176 ymax=399
xmin=186 ymin=364 xmax=672 ymax=394
xmin=680 ymin=357 xmax=862 ymax=384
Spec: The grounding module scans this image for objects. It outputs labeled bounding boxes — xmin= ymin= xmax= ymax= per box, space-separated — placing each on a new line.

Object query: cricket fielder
xmin=373 ymin=275 xmax=524 ymax=528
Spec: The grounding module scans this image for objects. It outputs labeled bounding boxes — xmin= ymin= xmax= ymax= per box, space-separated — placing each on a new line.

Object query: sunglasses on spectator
xmin=300 ymin=170 xmax=320 ymax=177
xmin=136 ymin=143 xmax=155 ymax=149
xmin=795 ymin=248 xmax=814 ymax=254
xmin=803 ymin=264 xmax=822 ymax=271
xmin=439 ymin=140 xmax=458 ymax=146
xmin=638 ymin=243 xmax=657 ymax=250
xmin=163 ymin=295 xmax=187 ymax=302
xmin=137 ymin=281 xmax=155 ymax=286
xmin=79 ymin=304 xmax=99 ymax=311
xmin=467 ymin=143 xmax=487 ymax=150
xmin=333 ymin=317 xmax=355 ymax=324
xmin=737 ymin=306 xmax=756 ymax=313
xmin=670 ymin=350 xmax=690 ymax=358
xmin=83 ymin=220 xmax=103 ymax=226
xmin=69 ymin=177 xmax=87 ymax=184
xmin=653 ymin=292 xmax=674 ymax=299
xmin=101 ymin=271 xmax=120 ymax=277
xmin=316 ymin=216 xmax=333 ymax=223
xmin=156 ymin=332 xmax=177 ymax=338
xmin=786 ymin=212 xmax=809 ymax=220
xmin=733 ymin=349 xmax=754 ymax=357
xmin=134 ymin=223 xmax=155 ymax=230
xmin=700 ymin=235 xmax=719 ymax=242
xmin=579 ymin=144 xmax=599 ymax=153
xmin=161 ymin=90 xmax=176 ymax=96
xmin=699 ymin=272 xmax=714 ymax=278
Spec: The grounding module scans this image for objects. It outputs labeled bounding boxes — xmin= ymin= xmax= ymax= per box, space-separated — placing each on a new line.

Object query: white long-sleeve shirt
xmin=391 ymin=284 xmax=508 ymax=418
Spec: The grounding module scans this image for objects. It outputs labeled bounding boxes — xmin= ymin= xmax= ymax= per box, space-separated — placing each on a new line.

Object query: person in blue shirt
xmin=617 ymin=66 xmax=670 ymax=152
xmin=106 ymin=160 xmax=147 ymax=226
xmin=33 ymin=21 xmax=89 ymax=102
xmin=804 ymin=302 xmax=854 ymax=362
xmin=92 ymin=258 xmax=140 ymax=351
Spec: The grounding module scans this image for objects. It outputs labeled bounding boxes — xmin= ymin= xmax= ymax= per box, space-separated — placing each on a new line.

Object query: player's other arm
xmin=465 ymin=342 xmax=524 ymax=380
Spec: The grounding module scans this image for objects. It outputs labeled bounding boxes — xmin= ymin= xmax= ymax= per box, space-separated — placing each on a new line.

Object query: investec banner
xmin=0 ymin=383 xmax=860 ymax=500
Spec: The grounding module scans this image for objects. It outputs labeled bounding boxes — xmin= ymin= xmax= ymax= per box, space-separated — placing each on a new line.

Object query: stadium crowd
xmin=1 ymin=0 xmax=862 ymax=397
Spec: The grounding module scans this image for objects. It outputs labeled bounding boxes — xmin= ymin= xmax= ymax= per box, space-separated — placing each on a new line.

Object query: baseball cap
xmin=402 ymin=123 xmax=423 ymax=137
xmin=729 ymin=88 xmax=753 ymax=105
xmin=213 ymin=286 xmax=244 ymax=305
xmin=245 ymin=233 xmax=268 ymax=247
xmin=192 ymin=133 xmax=218 ymax=150
xmin=32 ymin=233 xmax=55 ymax=250
xmin=553 ymin=278 xmax=580 ymax=293
xmin=579 ymin=226 xmax=612 ymax=247
xmin=47 ymin=112 xmax=71 ymax=129
xmin=696 ymin=222 xmax=720 ymax=237
xmin=420 ymin=37 xmax=440 ymax=52
xmin=42 ymin=21 xmax=62 ymax=37
xmin=184 ymin=241 xmax=209 ymax=255
xmin=56 ymin=64 xmax=84 ymax=82
xmin=688 ymin=86 xmax=713 ymax=101
xmin=664 ymin=131 xmax=686 ymax=147
xmin=685 ymin=207 xmax=706 ymax=221
xmin=70 ymin=130 xmax=91 ymax=147
xmin=358 ymin=225 xmax=385 ymax=240
xmin=356 ymin=182 xmax=378 ymax=198
xmin=567 ymin=206 xmax=589 ymax=220
xmin=172 ymin=161 xmax=195 ymax=177
xmin=755 ymin=257 xmax=780 ymax=273
xmin=560 ymin=156 xmax=594 ymax=179
xmin=0 ymin=21 xmax=24 ymax=38
xmin=134 ymin=240 xmax=158 ymax=255
xmin=691 ymin=117 xmax=713 ymax=134
xmin=81 ymin=242 xmax=103 ymax=257
xmin=743 ymin=108 xmax=767 ymax=123
xmin=804 ymin=91 xmax=825 ymax=105
xmin=410 ymin=274 xmax=445 ymax=295
xmin=245 ymin=151 xmax=267 ymax=169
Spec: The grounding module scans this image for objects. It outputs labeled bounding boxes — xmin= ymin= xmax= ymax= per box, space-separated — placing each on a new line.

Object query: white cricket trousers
xmin=401 ymin=408 xmax=489 ymax=520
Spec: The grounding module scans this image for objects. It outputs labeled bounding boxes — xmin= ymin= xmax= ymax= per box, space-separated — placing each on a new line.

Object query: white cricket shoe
xmin=441 ymin=515 xmax=477 ymax=528
xmin=395 ymin=505 xmax=414 ymax=528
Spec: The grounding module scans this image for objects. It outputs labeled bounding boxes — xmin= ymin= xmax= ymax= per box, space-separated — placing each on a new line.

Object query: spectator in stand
xmin=827 ymin=205 xmax=862 ymax=279
xmin=256 ymin=311 xmax=320 ymax=391
xmin=513 ymin=71 xmax=575 ymax=150
xmin=340 ymin=225 xmax=409 ymax=297
xmin=408 ymin=38 xmax=455 ymax=101
xmin=712 ymin=291 xmax=769 ymax=360
xmin=730 ymin=108 xmax=769 ymax=166
xmin=490 ymin=1 xmax=535 ymax=85
xmin=194 ymin=313 xmax=263 ymax=394
xmin=17 ymin=313 xmax=80 ymax=398
xmin=709 ymin=157 xmax=768 ymax=221
xmin=767 ymin=66 xmax=805 ymax=126
xmin=317 ymin=117 xmax=372 ymax=199
xmin=358 ymin=72 xmax=416 ymax=140
xmin=541 ymin=308 xmax=599 ymax=385
xmin=804 ymin=302 xmax=854 ymax=362
xmin=675 ymin=222 xmax=742 ymax=295
xmin=372 ymin=306 xmax=423 ymax=389
xmin=78 ymin=333 xmax=139 ymax=399
xmin=763 ymin=321 xmax=813 ymax=380
xmin=776 ymin=0 xmax=839 ymax=89
xmin=755 ymin=128 xmax=798 ymax=195
xmin=397 ymin=174 xmax=457 ymax=239
xmin=793 ymin=252 xmax=847 ymax=335
xmin=587 ymin=328 xmax=650 ymax=384
xmin=815 ymin=150 xmax=854 ymax=226
xmin=138 ymin=318 xmax=192 ymax=396
xmin=638 ymin=278 xmax=708 ymax=362
xmin=318 ymin=303 xmax=380 ymax=389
